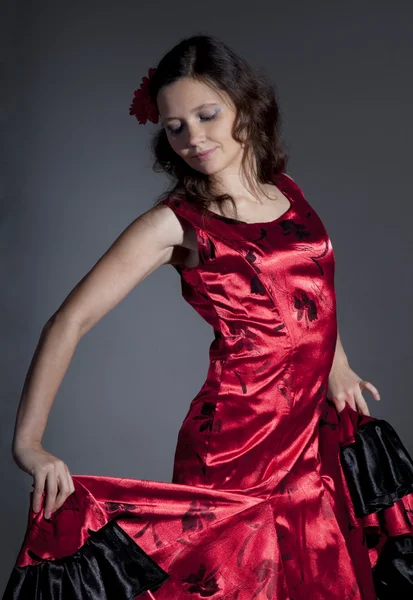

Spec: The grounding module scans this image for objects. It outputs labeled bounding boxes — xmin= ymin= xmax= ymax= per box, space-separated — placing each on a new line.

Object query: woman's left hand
xmin=327 ymin=361 xmax=380 ymax=416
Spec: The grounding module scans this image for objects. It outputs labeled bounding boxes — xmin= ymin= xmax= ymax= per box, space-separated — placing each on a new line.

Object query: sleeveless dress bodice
xmin=161 ymin=172 xmax=338 ymax=500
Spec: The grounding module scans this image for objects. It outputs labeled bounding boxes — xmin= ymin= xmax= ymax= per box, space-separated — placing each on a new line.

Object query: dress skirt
xmin=3 ymin=401 xmax=413 ymax=600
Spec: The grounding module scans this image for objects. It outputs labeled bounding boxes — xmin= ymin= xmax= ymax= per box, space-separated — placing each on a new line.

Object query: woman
xmin=5 ymin=34 xmax=413 ymax=599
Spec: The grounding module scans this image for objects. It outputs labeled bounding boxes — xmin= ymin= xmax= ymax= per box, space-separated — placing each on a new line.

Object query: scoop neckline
xmin=202 ymin=172 xmax=294 ymax=226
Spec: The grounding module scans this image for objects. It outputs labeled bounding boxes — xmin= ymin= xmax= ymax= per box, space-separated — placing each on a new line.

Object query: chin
xmin=195 ymin=164 xmax=221 ymax=175
xmin=186 ymin=159 xmax=221 ymax=176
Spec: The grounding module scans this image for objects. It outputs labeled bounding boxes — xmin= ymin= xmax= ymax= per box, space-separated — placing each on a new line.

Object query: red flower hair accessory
xmin=129 ymin=67 xmax=159 ymax=125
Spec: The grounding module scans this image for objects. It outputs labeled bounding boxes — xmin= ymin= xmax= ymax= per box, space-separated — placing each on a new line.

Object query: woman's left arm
xmin=327 ymin=330 xmax=381 ymax=415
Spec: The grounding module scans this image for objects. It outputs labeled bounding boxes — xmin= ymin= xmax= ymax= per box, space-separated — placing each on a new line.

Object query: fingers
xmin=33 ymin=469 xmax=47 ymax=513
xmin=44 ymin=468 xmax=58 ymax=519
xmin=334 ymin=398 xmax=347 ymax=413
xmin=360 ymin=379 xmax=381 ymax=401
xmin=53 ymin=464 xmax=75 ymax=513
xmin=354 ymin=379 xmax=381 ymax=416
xmin=331 ymin=378 xmax=381 ymax=417
xmin=354 ymin=385 xmax=370 ymax=416
xmin=333 ymin=393 xmax=356 ymax=413
xmin=33 ymin=462 xmax=75 ymax=519
xmin=66 ymin=463 xmax=76 ymax=495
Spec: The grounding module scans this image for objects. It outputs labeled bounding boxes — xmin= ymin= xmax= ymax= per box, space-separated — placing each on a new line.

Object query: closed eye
xmin=167 ymin=113 xmax=217 ymax=136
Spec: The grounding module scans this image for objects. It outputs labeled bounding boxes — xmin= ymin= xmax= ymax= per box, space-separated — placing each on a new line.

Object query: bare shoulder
xmin=137 ymin=201 xmax=198 ymax=262
xmin=135 ymin=202 xmax=185 ymax=247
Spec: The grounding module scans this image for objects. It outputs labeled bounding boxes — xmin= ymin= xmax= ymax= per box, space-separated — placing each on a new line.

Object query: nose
xmin=186 ymin=121 xmax=206 ymax=148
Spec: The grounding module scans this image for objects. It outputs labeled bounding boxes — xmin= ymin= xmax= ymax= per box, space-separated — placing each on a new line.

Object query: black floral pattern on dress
xmin=233 ymin=335 xmax=253 ymax=354
xmin=193 ymin=401 xmax=216 ymax=433
xmin=234 ymin=369 xmax=248 ymax=394
xmin=132 ymin=516 xmax=166 ymax=548
xmin=181 ymin=499 xmax=217 ymax=533
xmin=293 ymin=292 xmax=318 ymax=324
xmin=252 ymin=558 xmax=282 ymax=599
xmin=252 ymin=228 xmax=269 ymax=250
xmin=228 ymin=324 xmax=259 ymax=355
xmin=310 ymin=239 xmax=329 ymax=276
xmin=278 ymin=219 xmax=311 ymax=240
xmin=319 ymin=408 xmax=339 ymax=431
xmin=195 ymin=452 xmax=207 ymax=476
xmin=104 ymin=501 xmax=138 ymax=515
xmin=236 ymin=519 xmax=269 ymax=568
xmin=181 ymin=562 xmax=221 ymax=596
xmin=251 ymin=274 xmax=266 ymax=295
xmin=246 ymin=249 xmax=261 ymax=273
xmin=253 ymin=358 xmax=273 ymax=375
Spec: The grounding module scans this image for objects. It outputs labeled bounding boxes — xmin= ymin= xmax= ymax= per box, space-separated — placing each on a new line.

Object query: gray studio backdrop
xmin=1 ymin=0 xmax=412 ymax=592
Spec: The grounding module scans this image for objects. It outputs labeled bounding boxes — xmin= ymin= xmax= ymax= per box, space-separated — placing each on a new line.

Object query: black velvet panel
xmin=374 ymin=535 xmax=413 ymax=599
xmin=2 ymin=520 xmax=169 ymax=599
xmin=341 ymin=419 xmax=413 ymax=518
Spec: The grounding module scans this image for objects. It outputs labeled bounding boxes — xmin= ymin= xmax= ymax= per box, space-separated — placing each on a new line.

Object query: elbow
xmin=44 ymin=310 xmax=84 ymax=338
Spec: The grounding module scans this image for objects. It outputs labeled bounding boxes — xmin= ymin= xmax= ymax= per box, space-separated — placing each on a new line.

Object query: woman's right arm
xmin=12 ymin=202 xmax=187 ymax=519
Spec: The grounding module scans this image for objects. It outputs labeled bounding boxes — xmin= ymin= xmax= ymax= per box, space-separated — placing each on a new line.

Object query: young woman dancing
xmin=4 ymin=34 xmax=413 ymax=600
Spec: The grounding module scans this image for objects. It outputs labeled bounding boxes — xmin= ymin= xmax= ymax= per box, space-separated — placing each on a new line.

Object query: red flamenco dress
xmin=4 ymin=172 xmax=413 ymax=599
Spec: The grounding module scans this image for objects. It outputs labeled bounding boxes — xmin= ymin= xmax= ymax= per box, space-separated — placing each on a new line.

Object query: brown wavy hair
xmin=147 ymin=34 xmax=289 ymax=217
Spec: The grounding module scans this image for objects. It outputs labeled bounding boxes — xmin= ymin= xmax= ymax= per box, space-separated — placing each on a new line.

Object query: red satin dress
xmin=4 ymin=172 xmax=413 ymax=600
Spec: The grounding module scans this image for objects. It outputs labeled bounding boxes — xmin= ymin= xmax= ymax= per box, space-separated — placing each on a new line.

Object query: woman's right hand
xmin=13 ymin=443 xmax=75 ymax=519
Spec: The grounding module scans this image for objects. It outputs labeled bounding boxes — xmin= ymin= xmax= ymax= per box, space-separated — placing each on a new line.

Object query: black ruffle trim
xmin=341 ymin=419 xmax=413 ymax=518
xmin=373 ymin=535 xmax=413 ymax=599
xmin=2 ymin=520 xmax=169 ymax=599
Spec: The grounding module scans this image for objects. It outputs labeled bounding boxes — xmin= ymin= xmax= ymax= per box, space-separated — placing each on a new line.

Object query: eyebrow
xmin=162 ymin=103 xmax=219 ymax=122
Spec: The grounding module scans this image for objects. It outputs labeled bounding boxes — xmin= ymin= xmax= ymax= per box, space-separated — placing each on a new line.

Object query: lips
xmin=194 ymin=148 xmax=217 ymax=160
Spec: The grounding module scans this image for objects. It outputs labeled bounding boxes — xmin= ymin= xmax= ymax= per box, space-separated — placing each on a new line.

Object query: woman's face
xmin=157 ymin=77 xmax=245 ymax=176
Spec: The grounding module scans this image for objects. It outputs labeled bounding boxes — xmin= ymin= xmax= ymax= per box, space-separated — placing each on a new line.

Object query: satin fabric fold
xmin=2 ymin=520 xmax=168 ymax=599
xmin=4 ymin=403 xmax=413 ymax=599
xmin=320 ymin=399 xmax=413 ymax=599
xmin=341 ymin=417 xmax=413 ymax=517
